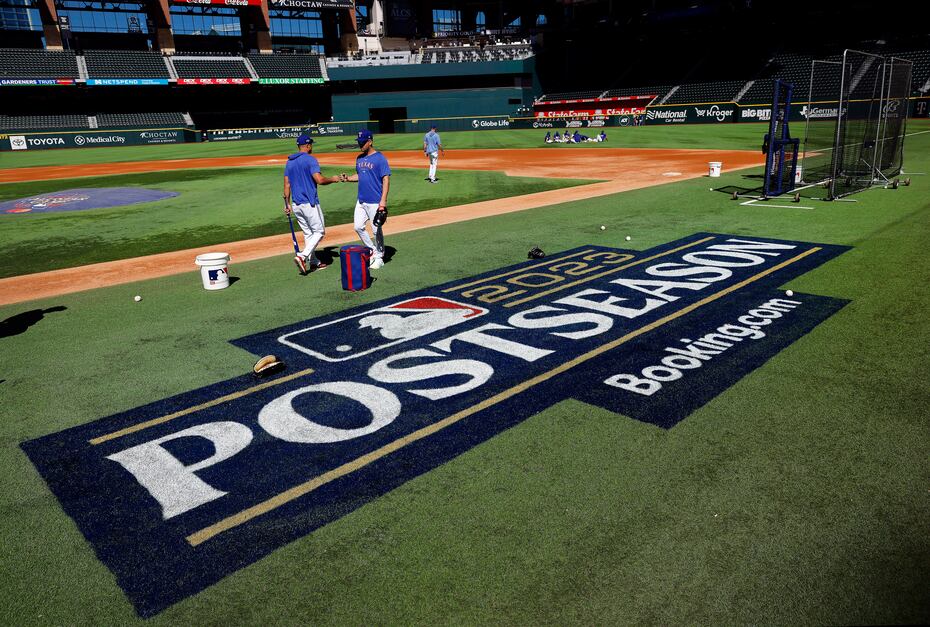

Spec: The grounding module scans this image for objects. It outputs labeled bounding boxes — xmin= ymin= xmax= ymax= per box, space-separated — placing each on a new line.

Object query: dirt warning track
xmin=0 ymin=148 xmax=765 ymax=306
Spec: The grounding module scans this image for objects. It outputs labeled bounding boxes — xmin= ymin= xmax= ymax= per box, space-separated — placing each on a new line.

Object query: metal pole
xmin=830 ymin=50 xmax=849 ymax=199
xmin=870 ymin=52 xmax=886 ymax=185
xmin=801 ymin=59 xmax=816 ymax=180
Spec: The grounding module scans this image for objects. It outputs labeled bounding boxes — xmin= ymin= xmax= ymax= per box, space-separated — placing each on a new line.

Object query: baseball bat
xmin=285 ymin=201 xmax=300 ymax=254
xmin=336 ymin=143 xmax=357 ymax=149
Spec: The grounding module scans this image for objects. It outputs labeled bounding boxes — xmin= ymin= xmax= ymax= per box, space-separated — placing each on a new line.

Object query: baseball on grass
xmin=134 ymin=295 xmax=142 ymax=302
xmin=625 ymin=236 xmax=632 ymax=241
xmin=600 ymin=225 xmax=606 ymax=230
xmin=785 ymin=290 xmax=794 ymax=297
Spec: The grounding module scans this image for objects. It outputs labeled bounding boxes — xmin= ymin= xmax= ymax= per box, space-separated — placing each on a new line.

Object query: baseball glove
xmin=253 ymin=355 xmax=285 ymax=378
xmin=528 ymin=246 xmax=546 ymax=259
xmin=373 ymin=209 xmax=388 ymax=227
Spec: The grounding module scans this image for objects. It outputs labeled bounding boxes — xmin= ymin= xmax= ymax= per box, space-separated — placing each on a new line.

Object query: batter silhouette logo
xmin=22 ymin=233 xmax=850 ymax=616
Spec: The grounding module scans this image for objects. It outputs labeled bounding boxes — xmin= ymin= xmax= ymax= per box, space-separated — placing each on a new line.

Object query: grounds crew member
xmin=423 ymin=124 xmax=444 ymax=183
xmin=342 ymin=129 xmax=391 ymax=269
xmin=283 ymin=133 xmax=343 ymax=274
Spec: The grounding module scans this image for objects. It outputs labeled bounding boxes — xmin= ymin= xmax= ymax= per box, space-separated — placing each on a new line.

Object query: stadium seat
xmin=171 ymin=56 xmax=252 ymax=79
xmin=664 ymin=80 xmax=746 ymax=104
xmin=0 ymin=48 xmax=79 ymax=79
xmin=246 ymin=53 xmax=323 ymax=78
xmin=83 ymin=50 xmax=170 ymax=79
xmin=95 ymin=112 xmax=190 ymax=128
xmin=0 ymin=114 xmax=89 ymax=132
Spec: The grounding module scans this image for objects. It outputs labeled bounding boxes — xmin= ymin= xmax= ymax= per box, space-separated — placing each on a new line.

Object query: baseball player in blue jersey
xmin=341 ymin=129 xmax=391 ymax=269
xmin=423 ymin=124 xmax=444 ymax=183
xmin=283 ymin=133 xmax=343 ymax=274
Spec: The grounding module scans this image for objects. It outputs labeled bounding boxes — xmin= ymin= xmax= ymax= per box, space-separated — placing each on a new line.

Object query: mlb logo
xmin=279 ymin=296 xmax=488 ymax=362
xmin=208 ymin=268 xmax=227 ymax=283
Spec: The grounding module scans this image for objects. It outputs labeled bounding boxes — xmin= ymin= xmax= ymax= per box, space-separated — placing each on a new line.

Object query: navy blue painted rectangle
xmin=21 ymin=233 xmax=850 ymax=616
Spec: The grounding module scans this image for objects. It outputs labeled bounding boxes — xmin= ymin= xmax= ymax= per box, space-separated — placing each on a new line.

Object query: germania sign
xmin=23 ymin=233 xmax=849 ymax=616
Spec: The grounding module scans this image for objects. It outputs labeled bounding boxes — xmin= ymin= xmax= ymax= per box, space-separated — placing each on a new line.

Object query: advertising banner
xmin=87 ymin=78 xmax=170 ymax=86
xmin=511 ymin=116 xmax=640 ymax=130
xmin=396 ymin=116 xmax=511 ymax=133
xmin=0 ymin=129 xmax=195 ymax=151
xmin=536 ymin=108 xmax=642 ymax=118
xmin=385 ymin=0 xmax=416 ymax=37
xmin=912 ymin=97 xmax=929 ymax=118
xmin=310 ymin=122 xmax=374 ymax=136
xmin=257 ymin=78 xmax=325 ymax=85
xmin=0 ymin=78 xmax=74 ymax=86
xmin=177 ymin=78 xmax=252 ymax=85
xmin=644 ymin=103 xmax=737 ymax=125
xmin=269 ymin=0 xmax=354 ymax=8
xmin=171 ymin=0 xmax=262 ymax=5
xmin=207 ymin=126 xmax=311 ymax=142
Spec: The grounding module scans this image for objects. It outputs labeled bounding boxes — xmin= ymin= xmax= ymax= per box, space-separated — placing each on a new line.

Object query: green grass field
xmin=0 ymin=124 xmax=772 ymax=169
xmin=0 ymin=166 xmax=590 ymax=277
xmin=1 ymin=122 xmax=928 ymax=624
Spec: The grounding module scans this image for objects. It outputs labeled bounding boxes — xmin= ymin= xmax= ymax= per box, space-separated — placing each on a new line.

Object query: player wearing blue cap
xmin=340 ymin=129 xmax=391 ymax=269
xmin=283 ymin=133 xmax=343 ymax=274
xmin=423 ymin=124 xmax=444 ymax=183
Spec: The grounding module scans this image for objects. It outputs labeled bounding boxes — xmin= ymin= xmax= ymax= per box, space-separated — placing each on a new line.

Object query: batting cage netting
xmin=801 ymin=60 xmax=843 ymax=188
xmin=832 ymin=50 xmax=885 ymax=198
xmin=875 ymin=56 xmax=913 ymax=179
xmin=802 ymin=50 xmax=912 ymax=199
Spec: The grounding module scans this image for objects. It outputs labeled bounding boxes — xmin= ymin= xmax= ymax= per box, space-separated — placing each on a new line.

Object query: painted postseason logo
xmin=0 ymin=188 xmax=179 ymax=215
xmin=22 ymin=233 xmax=850 ymax=616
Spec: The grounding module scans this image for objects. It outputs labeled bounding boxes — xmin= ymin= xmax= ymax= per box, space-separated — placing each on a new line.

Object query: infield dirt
xmin=0 ymin=147 xmax=764 ymax=305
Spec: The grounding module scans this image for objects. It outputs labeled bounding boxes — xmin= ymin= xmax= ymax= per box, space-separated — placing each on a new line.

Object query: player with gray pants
xmin=283 ymin=133 xmax=344 ymax=274
xmin=342 ymin=129 xmax=391 ymax=269
xmin=423 ymin=125 xmax=444 ymax=183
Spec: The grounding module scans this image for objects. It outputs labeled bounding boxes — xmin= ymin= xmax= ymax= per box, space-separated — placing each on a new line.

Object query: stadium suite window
xmin=170 ymin=8 xmax=241 ymax=36
xmin=475 ymin=11 xmax=485 ymax=28
xmin=269 ymin=12 xmax=323 ymax=39
xmin=432 ymin=8 xmax=461 ymax=32
xmin=56 ymin=8 xmax=148 ymax=33
xmin=0 ymin=3 xmax=42 ymax=31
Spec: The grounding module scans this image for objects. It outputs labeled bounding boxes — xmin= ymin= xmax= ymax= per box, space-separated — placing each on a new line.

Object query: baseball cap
xmin=357 ymin=129 xmax=373 ymax=146
xmin=296 ymin=133 xmax=313 ymax=146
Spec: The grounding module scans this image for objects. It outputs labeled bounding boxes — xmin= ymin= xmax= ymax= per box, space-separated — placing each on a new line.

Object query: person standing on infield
xmin=423 ymin=124 xmax=444 ymax=183
xmin=342 ymin=129 xmax=390 ymax=269
xmin=283 ymin=133 xmax=343 ymax=274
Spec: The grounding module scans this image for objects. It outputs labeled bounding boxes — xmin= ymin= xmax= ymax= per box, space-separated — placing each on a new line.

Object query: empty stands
xmin=602 ymin=86 xmax=675 ymax=99
xmin=83 ymin=50 xmax=170 ymax=79
xmin=247 ymin=53 xmax=323 ymax=78
xmin=96 ymin=112 xmax=190 ymax=128
xmin=664 ymin=80 xmax=747 ymax=104
xmin=0 ymin=114 xmax=89 ymax=132
xmin=0 ymin=48 xmax=79 ymax=79
xmin=537 ymin=90 xmax=604 ymax=101
xmin=171 ymin=57 xmax=252 ymax=79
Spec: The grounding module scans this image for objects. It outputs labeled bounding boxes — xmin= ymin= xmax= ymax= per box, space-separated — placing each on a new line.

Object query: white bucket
xmin=195 ymin=252 xmax=230 ymax=290
xmin=794 ymin=164 xmax=803 ymax=184
xmin=708 ymin=161 xmax=722 ymax=177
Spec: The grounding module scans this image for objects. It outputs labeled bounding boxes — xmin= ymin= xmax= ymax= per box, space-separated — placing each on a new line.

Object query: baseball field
xmin=1 ymin=122 xmax=928 ymax=624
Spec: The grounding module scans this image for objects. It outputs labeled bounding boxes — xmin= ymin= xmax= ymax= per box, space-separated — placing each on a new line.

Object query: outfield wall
xmin=331 ymin=88 xmax=531 ymax=124
xmin=2 ymin=97 xmax=925 ymax=150
xmin=0 ymin=128 xmax=199 ymax=151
